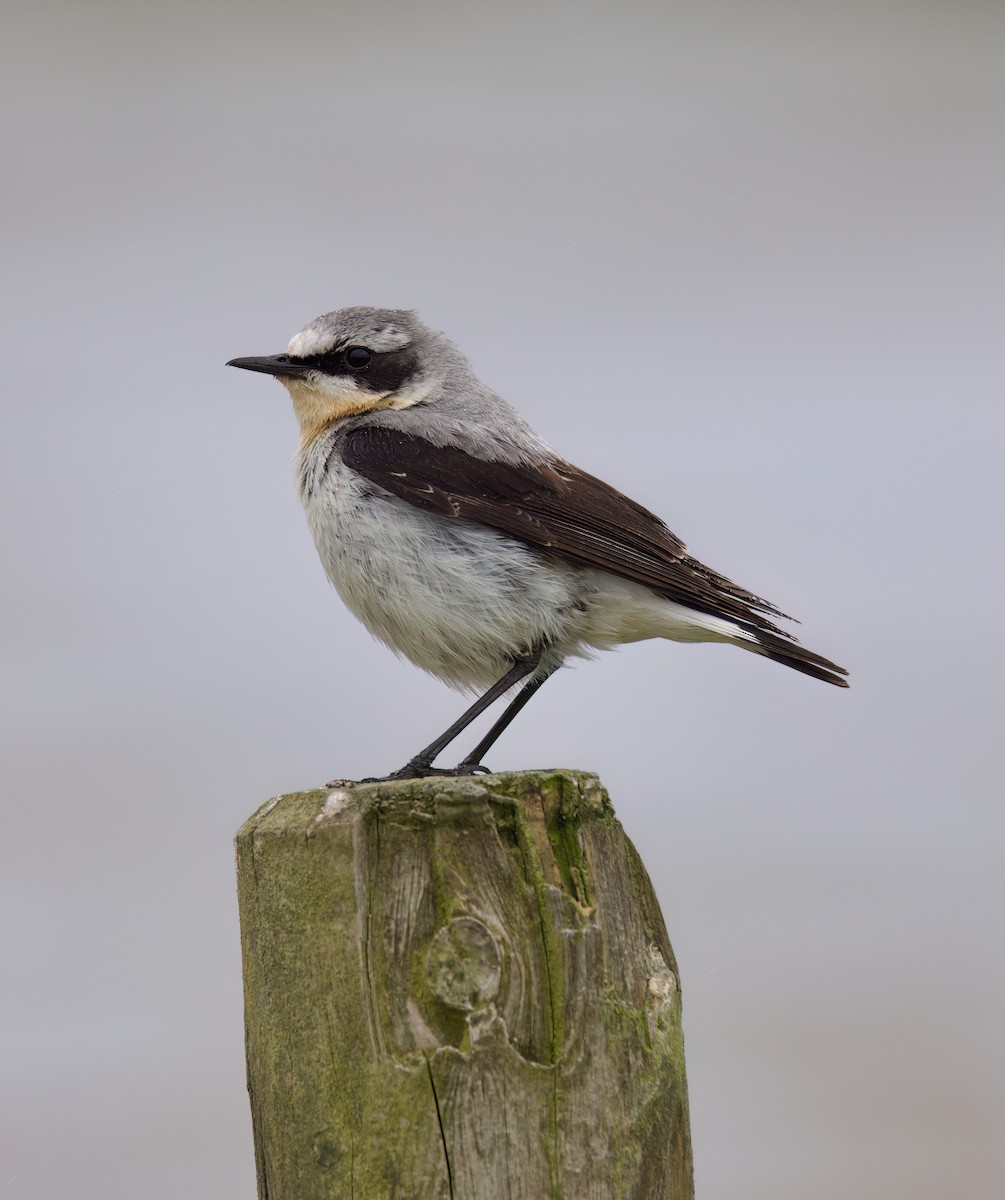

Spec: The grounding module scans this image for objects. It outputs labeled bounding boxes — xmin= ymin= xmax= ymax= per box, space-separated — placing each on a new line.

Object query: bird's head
xmin=228 ymin=306 xmax=452 ymax=448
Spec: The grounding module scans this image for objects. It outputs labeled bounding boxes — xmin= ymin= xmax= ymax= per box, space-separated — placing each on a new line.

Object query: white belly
xmin=300 ymin=457 xmax=587 ymax=689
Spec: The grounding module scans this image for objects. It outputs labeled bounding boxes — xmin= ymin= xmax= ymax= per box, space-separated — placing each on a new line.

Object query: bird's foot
xmin=455 ymin=760 xmax=493 ymax=775
xmin=354 ymin=759 xmax=493 ymax=784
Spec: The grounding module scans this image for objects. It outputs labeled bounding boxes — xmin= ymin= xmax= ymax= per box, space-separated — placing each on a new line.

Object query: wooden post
xmin=235 ymin=770 xmax=694 ymax=1199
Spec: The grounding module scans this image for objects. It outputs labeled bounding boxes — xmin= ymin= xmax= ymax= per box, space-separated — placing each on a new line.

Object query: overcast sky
xmin=2 ymin=2 xmax=1003 ymax=1197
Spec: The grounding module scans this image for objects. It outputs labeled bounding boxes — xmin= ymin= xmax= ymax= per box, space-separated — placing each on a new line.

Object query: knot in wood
xmin=424 ymin=916 xmax=502 ymax=1013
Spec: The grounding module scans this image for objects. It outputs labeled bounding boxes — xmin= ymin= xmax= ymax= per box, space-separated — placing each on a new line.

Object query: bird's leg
xmin=454 ymin=667 xmax=557 ymax=774
xmin=364 ymin=648 xmax=543 ymax=782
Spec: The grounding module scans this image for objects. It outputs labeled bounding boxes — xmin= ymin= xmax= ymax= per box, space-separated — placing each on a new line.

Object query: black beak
xmin=226 ymin=354 xmax=313 ymax=378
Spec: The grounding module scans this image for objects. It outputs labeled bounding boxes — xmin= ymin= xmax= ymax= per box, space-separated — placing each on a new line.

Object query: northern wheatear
xmin=229 ymin=307 xmax=847 ymax=780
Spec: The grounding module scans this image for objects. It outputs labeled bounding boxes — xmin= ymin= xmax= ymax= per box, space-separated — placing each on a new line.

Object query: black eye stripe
xmin=289 ymin=349 xmax=353 ymax=372
xmin=287 ymin=344 xmax=421 ymax=393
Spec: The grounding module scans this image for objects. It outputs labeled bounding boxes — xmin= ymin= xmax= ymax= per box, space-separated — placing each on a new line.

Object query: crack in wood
xmin=425 ymin=1054 xmax=454 ymax=1199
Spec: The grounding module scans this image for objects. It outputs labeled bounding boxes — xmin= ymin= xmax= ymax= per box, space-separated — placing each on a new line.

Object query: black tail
xmin=747 ymin=627 xmax=850 ymax=688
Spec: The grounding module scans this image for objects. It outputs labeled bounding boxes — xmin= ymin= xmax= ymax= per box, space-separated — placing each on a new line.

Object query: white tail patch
xmin=581 ymin=574 xmax=760 ymax=650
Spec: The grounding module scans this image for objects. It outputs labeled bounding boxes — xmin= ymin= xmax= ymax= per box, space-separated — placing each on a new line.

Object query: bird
xmin=228 ymin=306 xmax=847 ymax=781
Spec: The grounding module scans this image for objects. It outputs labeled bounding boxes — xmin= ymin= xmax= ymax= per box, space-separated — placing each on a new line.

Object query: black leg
xmin=455 ymin=667 xmax=557 ymax=773
xmin=363 ymin=649 xmax=544 ymax=782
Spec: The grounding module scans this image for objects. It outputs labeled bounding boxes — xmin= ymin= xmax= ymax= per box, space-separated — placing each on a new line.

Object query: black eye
xmin=345 ymin=346 xmax=372 ymax=369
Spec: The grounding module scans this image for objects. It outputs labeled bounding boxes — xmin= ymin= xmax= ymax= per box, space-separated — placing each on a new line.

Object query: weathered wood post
xmin=236 ymin=769 xmax=693 ymax=1199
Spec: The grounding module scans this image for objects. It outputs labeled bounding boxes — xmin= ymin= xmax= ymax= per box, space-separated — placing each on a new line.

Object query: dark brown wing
xmin=341 ymin=426 xmax=849 ymax=685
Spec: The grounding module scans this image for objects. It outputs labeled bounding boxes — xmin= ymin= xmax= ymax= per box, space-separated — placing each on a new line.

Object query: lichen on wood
xmin=236 ymin=769 xmax=694 ymax=1199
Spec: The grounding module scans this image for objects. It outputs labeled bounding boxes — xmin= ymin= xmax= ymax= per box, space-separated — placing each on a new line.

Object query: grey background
xmin=2 ymin=1 xmax=1002 ymax=1197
